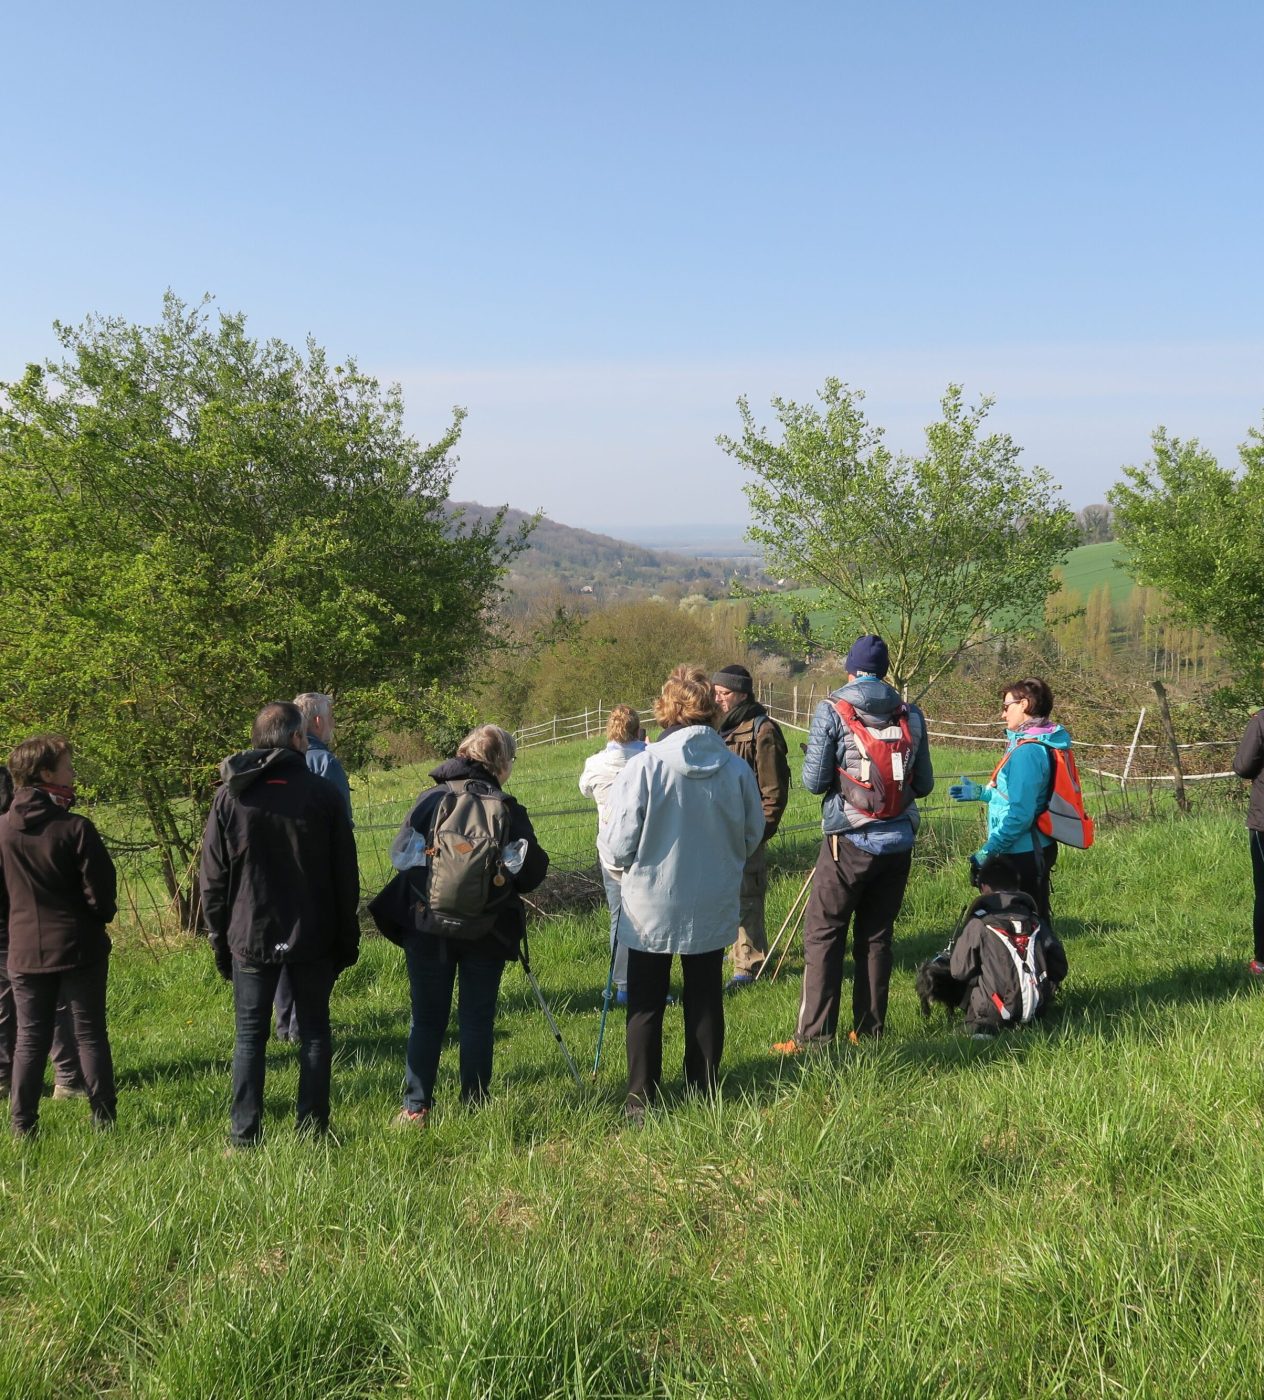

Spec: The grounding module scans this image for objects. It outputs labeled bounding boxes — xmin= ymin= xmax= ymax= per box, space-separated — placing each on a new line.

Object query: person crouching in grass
xmin=0 ymin=735 xmax=118 ymax=1138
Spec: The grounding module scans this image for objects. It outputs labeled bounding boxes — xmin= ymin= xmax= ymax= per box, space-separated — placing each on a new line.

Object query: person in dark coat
xmin=0 ymin=736 xmax=118 ymax=1137
xmin=375 ymin=724 xmax=547 ymax=1126
xmin=1233 ymin=707 xmax=1264 ymax=975
xmin=272 ymin=691 xmax=356 ymax=1044
xmin=200 ymin=702 xmax=360 ymax=1147
xmin=0 ymin=764 xmax=87 ymax=1101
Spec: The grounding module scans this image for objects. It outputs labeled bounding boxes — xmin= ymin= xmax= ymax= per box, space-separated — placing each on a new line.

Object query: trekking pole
xmin=770 ymin=892 xmax=811 ymax=982
xmin=755 ymin=869 xmax=814 ymax=982
xmin=518 ymin=936 xmax=583 ymax=1087
xmin=592 ymin=904 xmax=622 ymax=1078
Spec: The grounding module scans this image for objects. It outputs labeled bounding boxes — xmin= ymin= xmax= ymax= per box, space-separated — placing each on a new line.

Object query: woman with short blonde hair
xmin=652 ymin=665 xmax=718 ymax=730
xmin=601 ymin=667 xmax=764 ymax=1120
xmin=456 ymin=724 xmax=517 ymax=784
xmin=606 ymin=704 xmax=641 ymax=744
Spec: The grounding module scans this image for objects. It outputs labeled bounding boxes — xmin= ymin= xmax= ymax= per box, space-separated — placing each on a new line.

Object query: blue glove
xmin=949 ymin=775 xmax=983 ymax=803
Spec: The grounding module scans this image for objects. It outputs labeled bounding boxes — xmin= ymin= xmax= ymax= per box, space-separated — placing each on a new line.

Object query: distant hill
xmin=449 ymin=502 xmax=758 ymax=596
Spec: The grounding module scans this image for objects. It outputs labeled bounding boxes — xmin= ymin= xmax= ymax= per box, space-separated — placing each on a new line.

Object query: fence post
xmin=1120 ymin=707 xmax=1146 ymax=791
xmin=792 ymin=683 xmax=798 ymax=728
xmin=1150 ymin=680 xmax=1189 ymax=813
xmin=552 ymin=714 xmax=557 ymax=744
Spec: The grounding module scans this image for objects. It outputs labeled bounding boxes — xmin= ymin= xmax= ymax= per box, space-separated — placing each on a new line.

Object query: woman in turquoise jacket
xmin=950 ymin=677 xmax=1070 ymax=922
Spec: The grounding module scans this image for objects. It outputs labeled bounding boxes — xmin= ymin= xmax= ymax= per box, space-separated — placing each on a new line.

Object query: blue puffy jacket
xmin=801 ymin=677 xmax=934 ymax=837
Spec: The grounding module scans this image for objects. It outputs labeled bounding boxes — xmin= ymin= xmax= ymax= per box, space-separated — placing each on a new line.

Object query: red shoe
xmin=1249 ymin=961 xmax=1264 ymax=977
xmin=395 ymin=1107 xmax=430 ymax=1127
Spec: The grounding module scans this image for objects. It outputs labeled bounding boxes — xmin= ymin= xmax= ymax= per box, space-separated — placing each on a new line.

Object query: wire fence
xmin=99 ymin=694 xmax=1250 ymax=941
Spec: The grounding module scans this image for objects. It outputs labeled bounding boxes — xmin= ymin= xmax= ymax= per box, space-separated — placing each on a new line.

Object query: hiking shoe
xmin=771 ymin=1037 xmax=807 ymax=1055
xmin=1249 ymin=960 xmax=1264 ymax=977
xmin=53 ymin=1083 xmax=88 ymax=1100
xmin=395 ymin=1107 xmax=430 ymax=1128
xmin=725 ymin=973 xmax=756 ymax=993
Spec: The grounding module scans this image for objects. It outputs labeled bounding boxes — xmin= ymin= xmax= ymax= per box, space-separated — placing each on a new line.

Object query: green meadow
xmin=2 ymin=733 xmax=1260 ymax=1398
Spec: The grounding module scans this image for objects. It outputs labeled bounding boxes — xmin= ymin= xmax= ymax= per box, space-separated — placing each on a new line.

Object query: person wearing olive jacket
xmin=200 ymin=701 xmax=360 ymax=1147
xmin=0 ymin=735 xmax=118 ymax=1138
xmin=1232 ymin=707 xmax=1264 ymax=975
xmin=712 ymin=664 xmax=791 ymax=988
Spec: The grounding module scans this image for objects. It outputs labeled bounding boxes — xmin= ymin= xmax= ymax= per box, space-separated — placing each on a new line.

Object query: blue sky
xmin=2 ymin=1 xmax=1261 ymax=531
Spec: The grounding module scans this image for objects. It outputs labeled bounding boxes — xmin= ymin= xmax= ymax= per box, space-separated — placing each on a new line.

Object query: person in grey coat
xmin=774 ymin=636 xmax=934 ymax=1051
xmin=600 ymin=666 xmax=764 ymax=1119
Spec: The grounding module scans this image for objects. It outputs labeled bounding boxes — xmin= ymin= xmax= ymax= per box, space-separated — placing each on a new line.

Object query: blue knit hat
xmin=844 ymin=634 xmax=889 ymax=678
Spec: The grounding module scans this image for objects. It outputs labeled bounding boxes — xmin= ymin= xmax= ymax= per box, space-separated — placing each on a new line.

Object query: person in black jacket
xmin=200 ymin=702 xmax=360 ymax=1147
xmin=1233 ymin=709 xmax=1264 ymax=975
xmin=377 ymin=724 xmax=547 ymax=1126
xmin=0 ymin=737 xmax=118 ymax=1138
xmin=0 ymin=763 xmax=89 ymax=1103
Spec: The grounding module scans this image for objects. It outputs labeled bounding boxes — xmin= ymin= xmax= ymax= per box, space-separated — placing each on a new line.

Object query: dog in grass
xmin=915 ymin=950 xmax=969 ymax=1020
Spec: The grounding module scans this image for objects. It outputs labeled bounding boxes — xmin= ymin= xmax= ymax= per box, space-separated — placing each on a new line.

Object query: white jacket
xmin=598 ymin=726 xmax=764 ymax=955
xmin=579 ymin=739 xmax=647 ymax=871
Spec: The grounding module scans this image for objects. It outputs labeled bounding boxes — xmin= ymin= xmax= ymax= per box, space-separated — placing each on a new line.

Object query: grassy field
xmin=3 ymin=736 xmax=1260 ymax=1397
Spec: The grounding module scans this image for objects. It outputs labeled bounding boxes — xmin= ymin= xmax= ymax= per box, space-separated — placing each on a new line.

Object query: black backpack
xmin=420 ymin=780 xmax=516 ymax=941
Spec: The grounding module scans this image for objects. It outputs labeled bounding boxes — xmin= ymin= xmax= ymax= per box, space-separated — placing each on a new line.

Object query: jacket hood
xmin=836 ymin=676 xmax=905 ymax=723
xmin=652 ymin=725 xmax=730 ymax=778
xmin=428 ymin=756 xmax=501 ymax=788
xmin=606 ymin=739 xmax=647 ymax=757
xmin=5 ymin=786 xmax=63 ymax=833
xmin=219 ymin=746 xmax=307 ymax=795
xmin=971 ymin=889 xmax=1040 ymax=919
xmin=1006 ymin=722 xmax=1071 ymax=751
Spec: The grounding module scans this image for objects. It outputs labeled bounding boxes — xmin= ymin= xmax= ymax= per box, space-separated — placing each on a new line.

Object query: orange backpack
xmin=990 ymin=739 xmax=1095 ymax=850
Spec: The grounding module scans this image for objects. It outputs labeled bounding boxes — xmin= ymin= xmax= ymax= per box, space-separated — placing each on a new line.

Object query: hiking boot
xmin=53 ymin=1083 xmax=88 ymax=1100
xmin=1249 ymin=960 xmax=1264 ymax=977
xmin=395 ymin=1107 xmax=430 ymax=1128
xmin=725 ymin=973 xmax=756 ymax=994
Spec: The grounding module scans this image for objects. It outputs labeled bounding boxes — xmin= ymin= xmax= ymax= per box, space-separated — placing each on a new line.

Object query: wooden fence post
xmin=1150 ymin=680 xmax=1189 ymax=813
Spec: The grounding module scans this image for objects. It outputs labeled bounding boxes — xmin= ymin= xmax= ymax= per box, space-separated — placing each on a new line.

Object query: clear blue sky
xmin=3 ymin=1 xmax=1261 ymax=531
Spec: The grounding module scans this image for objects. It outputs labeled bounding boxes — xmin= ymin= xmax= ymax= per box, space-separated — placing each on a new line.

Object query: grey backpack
xmin=422 ymin=780 xmax=515 ymax=940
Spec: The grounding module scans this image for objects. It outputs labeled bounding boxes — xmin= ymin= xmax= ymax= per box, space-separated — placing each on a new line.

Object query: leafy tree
xmin=1077 ymin=503 xmax=1114 ymax=543
xmin=718 ymin=381 xmax=1079 ymax=697
xmin=0 ymin=295 xmax=528 ymax=925
xmin=1109 ymin=424 xmax=1264 ymax=684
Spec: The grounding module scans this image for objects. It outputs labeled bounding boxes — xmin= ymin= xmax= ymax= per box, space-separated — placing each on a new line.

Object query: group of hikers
xmin=8 ymin=632 xmax=1257 ymax=1141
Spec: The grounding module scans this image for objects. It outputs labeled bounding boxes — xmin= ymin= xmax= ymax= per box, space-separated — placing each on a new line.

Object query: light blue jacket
xmin=598 ymin=725 xmax=764 ymax=955
xmin=976 ymin=722 xmax=1071 ymax=860
xmin=305 ymin=734 xmax=353 ymax=825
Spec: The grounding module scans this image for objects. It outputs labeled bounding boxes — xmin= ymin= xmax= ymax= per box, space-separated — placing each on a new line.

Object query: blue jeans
xmin=273 ymin=966 xmax=297 ymax=1040
xmin=601 ymin=867 xmax=629 ymax=993
xmin=231 ymin=959 xmax=334 ymax=1145
xmin=403 ymin=943 xmax=505 ymax=1111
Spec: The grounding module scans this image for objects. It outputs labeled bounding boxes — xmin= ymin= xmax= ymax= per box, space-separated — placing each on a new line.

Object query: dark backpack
xmin=979 ymin=909 xmax=1048 ymax=1025
xmin=422 ymin=780 xmax=516 ymax=941
xmin=833 ymin=698 xmax=915 ymax=821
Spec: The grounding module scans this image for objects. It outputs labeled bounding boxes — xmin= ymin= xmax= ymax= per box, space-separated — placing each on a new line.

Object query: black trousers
xmin=797 ymin=835 xmax=913 ymax=1042
xmin=0 ymin=941 xmax=84 ymax=1089
xmin=1006 ymin=842 xmax=1058 ymax=925
xmin=1250 ymin=829 xmax=1264 ymax=962
xmin=625 ymin=946 xmax=724 ymax=1109
xmin=8 ymin=957 xmax=114 ymax=1135
xmin=231 ymin=959 xmax=334 ymax=1145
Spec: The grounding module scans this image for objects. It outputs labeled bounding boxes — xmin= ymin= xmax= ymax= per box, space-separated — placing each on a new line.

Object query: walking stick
xmin=770 ymin=891 xmax=810 ymax=982
xmin=518 ymin=935 xmax=583 ymax=1087
xmin=592 ymin=903 xmax=622 ymax=1078
xmin=755 ymin=869 xmax=814 ymax=982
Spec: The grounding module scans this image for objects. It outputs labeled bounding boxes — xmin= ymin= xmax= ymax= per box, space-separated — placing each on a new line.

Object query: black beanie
xmin=711 ymin=664 xmax=753 ymax=694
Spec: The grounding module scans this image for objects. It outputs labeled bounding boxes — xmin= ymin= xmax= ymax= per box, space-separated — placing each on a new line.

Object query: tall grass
xmin=3 ymin=740 xmax=1262 ymax=1396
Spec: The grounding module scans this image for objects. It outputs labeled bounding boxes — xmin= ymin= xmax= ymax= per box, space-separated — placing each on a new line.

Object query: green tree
xmin=718 ymin=381 xmax=1079 ymax=697
xmin=1109 ymin=424 xmax=1263 ymax=683
xmin=0 ymin=295 xmax=528 ymax=925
